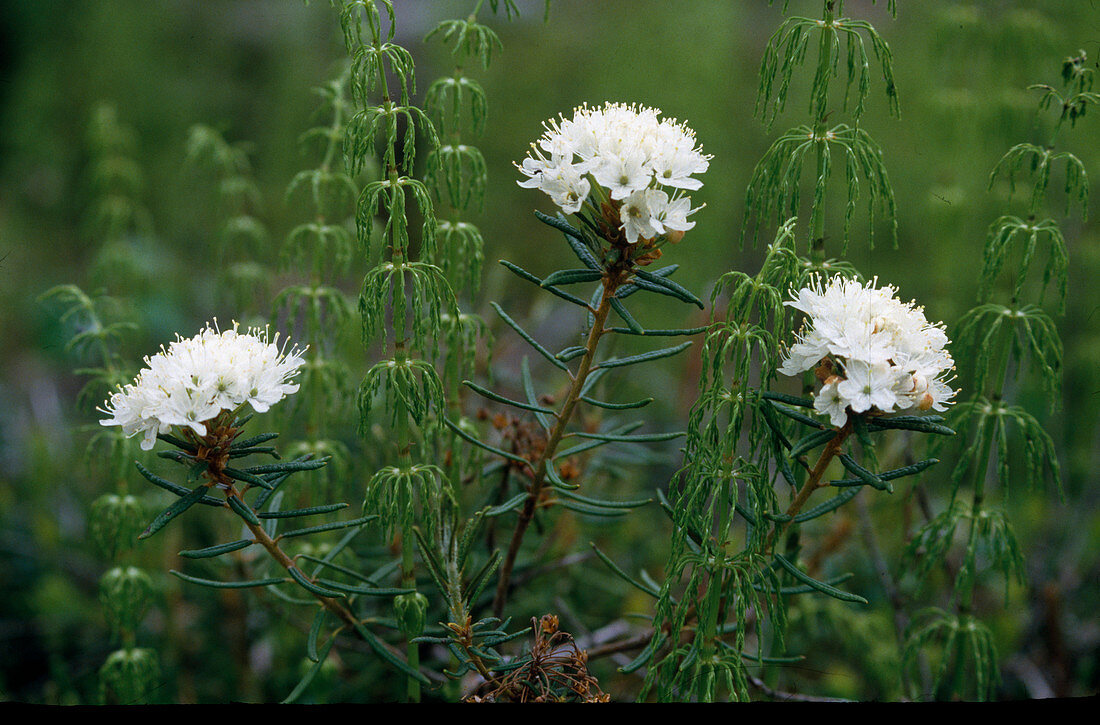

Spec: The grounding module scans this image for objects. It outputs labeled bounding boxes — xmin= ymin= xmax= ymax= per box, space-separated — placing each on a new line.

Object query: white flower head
xmin=516 ymin=102 xmax=709 ymax=244
xmin=780 ymin=276 xmax=956 ymax=426
xmin=99 ymin=320 xmax=307 ymax=449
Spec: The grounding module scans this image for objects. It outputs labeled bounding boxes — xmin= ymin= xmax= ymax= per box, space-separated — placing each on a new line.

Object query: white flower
xmin=516 ymin=102 xmax=709 ymax=243
xmin=780 ymin=276 xmax=956 ymax=426
xmin=619 ymin=188 xmax=666 ymax=243
xmin=99 ymin=321 xmax=306 ymax=449
xmin=814 ymin=379 xmax=849 ymax=428
xmin=836 ymin=359 xmax=904 ymax=414
xmin=653 ymin=194 xmax=699 ymax=233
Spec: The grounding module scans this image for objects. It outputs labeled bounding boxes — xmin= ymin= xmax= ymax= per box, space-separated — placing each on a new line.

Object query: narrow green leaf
xmin=533 ymin=465 xmax=574 ymax=494
xmin=597 ymin=341 xmax=692 ymax=369
xmin=619 ymin=632 xmax=663 ymax=674
xmin=228 ymin=446 xmax=279 ymax=459
xmin=279 ymin=515 xmax=377 ymax=540
xmin=283 ymin=633 xmax=336 ymax=703
xmin=591 ymin=543 xmax=660 ymax=598
xmin=170 ymin=569 xmax=286 ymax=589
xmin=135 ymin=462 xmax=223 ymax=506
xmin=832 ymin=458 xmax=938 ymax=489
xmin=762 ymin=572 xmax=855 ymax=596
xmin=562 ymin=229 xmax=601 ymax=270
xmin=490 ymin=301 xmax=569 ymax=371
xmin=462 ymin=379 xmax=556 ymax=415
xmin=580 ymin=395 xmax=654 ymax=410
xmin=555 ymin=498 xmax=627 ymax=517
xmin=226 ymin=495 xmax=261 ymax=526
xmin=556 ymin=488 xmax=652 ymax=510
xmin=570 ymin=430 xmax=684 ymax=443
xmin=608 ymin=325 xmax=708 ymax=337
xmin=444 ymin=417 xmax=530 ymax=465
xmin=867 ymin=415 xmax=956 ymax=436
xmin=761 ymin=390 xmax=815 ymax=408
xmin=157 ymin=449 xmax=194 ymax=464
xmin=616 ymin=264 xmax=679 ymax=300
xmin=533 ymin=209 xmax=583 ymax=236
xmin=307 ymin=609 xmax=327 ymax=663
xmin=178 ymin=539 xmax=254 ymax=559
xmin=231 ymin=432 xmax=279 ymax=449
xmin=735 ymin=501 xmax=763 ymax=526
xmin=774 ymin=553 xmax=868 ymax=604
xmin=315 ymin=578 xmax=414 ymax=597
xmin=186 ymin=459 xmax=209 ymax=484
xmin=297 ymin=554 xmax=374 ymax=585
xmin=555 ymin=345 xmax=587 ymax=361
xmin=308 ymin=526 xmax=368 ymax=580
xmin=633 ymin=269 xmax=705 ymax=308
xmin=412 ymin=526 xmax=449 ymax=596
xmin=288 ymin=567 xmax=345 ymax=598
xmin=791 ymin=487 xmax=860 ymax=522
xmin=243 ymin=459 xmax=328 ymax=476
xmin=139 ymin=483 xmax=211 ymax=539
xmin=541 ymin=268 xmax=603 ymax=287
xmin=259 ymin=503 xmax=351 ymax=519
xmin=770 ymin=401 xmax=826 ymax=430
xmin=554 ymin=421 xmax=645 ymax=459
xmin=610 ymin=298 xmax=644 ymax=333
xmin=348 ymin=619 xmax=432 ymax=685
xmin=837 ymin=453 xmax=890 ymax=492
xmin=156 ymin=433 xmax=197 ymax=452
xmin=485 ymin=492 xmax=528 ymax=517
xmin=498 ymin=260 xmax=591 ymax=307
xmin=464 ymin=550 xmax=501 ymax=604
xmin=789 ymin=428 xmax=837 ymax=458
xmin=521 ymin=357 xmax=553 ymax=431
xmin=536 ymin=210 xmax=603 ymax=270
xmin=223 ymin=466 xmax=274 ymax=490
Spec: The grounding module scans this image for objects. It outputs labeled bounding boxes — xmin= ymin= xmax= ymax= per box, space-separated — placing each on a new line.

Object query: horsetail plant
xmin=273 ymin=64 xmax=363 ymax=498
xmin=746 ymin=0 xmax=899 ymax=254
xmin=903 ymin=50 xmax=1094 ymax=702
xmin=40 ymin=105 xmax=160 ymax=704
xmin=340 ymin=0 xmax=464 ymax=701
xmin=185 ymin=125 xmax=273 ymax=314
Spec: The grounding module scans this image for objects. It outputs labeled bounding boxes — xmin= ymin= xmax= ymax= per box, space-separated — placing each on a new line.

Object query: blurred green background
xmin=1 ymin=0 xmax=1097 ymax=702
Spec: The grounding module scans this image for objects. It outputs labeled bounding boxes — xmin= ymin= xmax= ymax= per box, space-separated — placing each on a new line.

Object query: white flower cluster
xmin=516 ymin=102 xmax=709 ymax=243
xmin=99 ymin=321 xmax=306 ymax=450
xmin=779 ymin=276 xmax=956 ymax=427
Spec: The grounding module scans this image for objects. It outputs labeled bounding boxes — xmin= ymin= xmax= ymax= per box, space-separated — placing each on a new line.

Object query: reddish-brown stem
xmin=223 ymin=485 xmax=360 ymax=629
xmin=492 ymin=278 xmax=620 ymax=617
xmin=767 ymin=419 xmax=853 ymax=552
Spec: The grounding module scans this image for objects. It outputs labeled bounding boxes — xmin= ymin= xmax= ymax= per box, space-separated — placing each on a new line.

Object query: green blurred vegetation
xmin=1 ymin=0 xmax=1097 ymax=702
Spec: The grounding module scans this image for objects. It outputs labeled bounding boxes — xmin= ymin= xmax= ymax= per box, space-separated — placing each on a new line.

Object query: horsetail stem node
xmin=780 ymin=276 xmax=957 ymax=427
xmin=98 ymin=320 xmax=307 ymax=450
